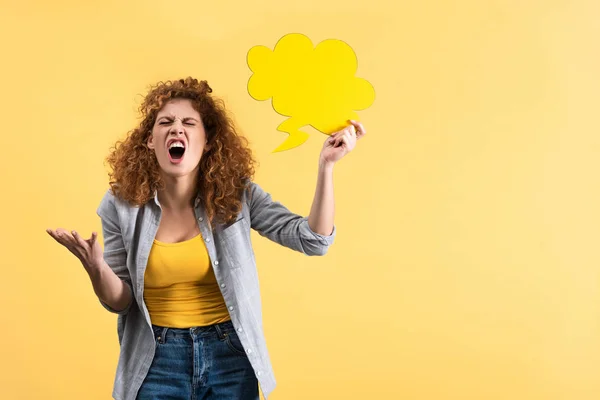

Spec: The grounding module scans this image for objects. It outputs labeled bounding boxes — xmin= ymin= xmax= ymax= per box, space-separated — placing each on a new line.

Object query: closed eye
xmin=158 ymin=119 xmax=196 ymax=126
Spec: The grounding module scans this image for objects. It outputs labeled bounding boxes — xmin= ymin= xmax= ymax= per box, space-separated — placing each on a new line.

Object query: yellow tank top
xmin=143 ymin=234 xmax=230 ymax=328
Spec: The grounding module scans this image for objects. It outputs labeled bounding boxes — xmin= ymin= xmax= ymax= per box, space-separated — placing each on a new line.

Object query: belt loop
xmin=159 ymin=327 xmax=169 ymax=344
xmin=214 ymin=323 xmax=225 ymax=340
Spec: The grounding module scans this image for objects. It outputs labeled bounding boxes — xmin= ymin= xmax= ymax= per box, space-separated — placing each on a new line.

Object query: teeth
xmin=169 ymin=142 xmax=185 ymax=149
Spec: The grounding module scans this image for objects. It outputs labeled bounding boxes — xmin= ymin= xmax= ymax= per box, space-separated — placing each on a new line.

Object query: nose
xmin=169 ymin=120 xmax=185 ymax=135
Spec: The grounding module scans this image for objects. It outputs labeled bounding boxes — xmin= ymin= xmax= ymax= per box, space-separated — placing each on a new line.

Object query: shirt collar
xmin=152 ymin=191 xmax=201 ymax=208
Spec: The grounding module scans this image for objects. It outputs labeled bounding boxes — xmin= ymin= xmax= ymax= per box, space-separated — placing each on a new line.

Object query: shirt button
xmin=205 ymin=237 xmax=211 ymax=243
xmin=198 ymin=217 xmax=203 ymax=222
xmin=257 ymin=371 xmax=262 ymax=377
xmin=229 ymin=306 xmax=234 ymax=311
xmin=220 ymin=283 xmax=226 ymax=288
xmin=247 ymin=349 xmax=252 ymax=354
xmin=237 ymin=327 xmax=243 ymax=333
xmin=214 ymin=260 xmax=219 ymax=266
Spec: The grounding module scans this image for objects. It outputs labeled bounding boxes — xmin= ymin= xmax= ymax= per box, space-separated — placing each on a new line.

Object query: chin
xmin=159 ymin=161 xmax=200 ymax=178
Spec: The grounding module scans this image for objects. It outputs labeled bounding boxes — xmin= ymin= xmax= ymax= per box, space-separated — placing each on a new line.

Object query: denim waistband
xmin=151 ymin=319 xmax=236 ymax=343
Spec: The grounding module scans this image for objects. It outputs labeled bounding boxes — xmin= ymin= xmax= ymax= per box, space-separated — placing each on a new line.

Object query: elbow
xmin=303 ymin=242 xmax=332 ymax=256
xmin=310 ymin=248 xmax=329 ymax=257
xmin=98 ymin=280 xmax=134 ymax=315
xmin=100 ymin=299 xmax=132 ymax=315
xmin=298 ymin=220 xmax=336 ymax=256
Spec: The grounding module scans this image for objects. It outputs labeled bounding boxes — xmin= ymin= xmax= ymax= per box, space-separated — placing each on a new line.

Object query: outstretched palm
xmin=46 ymin=228 xmax=103 ymax=271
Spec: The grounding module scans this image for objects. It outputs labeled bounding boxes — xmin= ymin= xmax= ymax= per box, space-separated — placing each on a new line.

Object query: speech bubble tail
xmin=272 ymin=131 xmax=310 ymax=152
xmin=271 ymin=118 xmax=310 ymax=152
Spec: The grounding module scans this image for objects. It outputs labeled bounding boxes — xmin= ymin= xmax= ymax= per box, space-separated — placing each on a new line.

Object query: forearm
xmin=87 ymin=260 xmax=132 ymax=312
xmin=307 ymin=160 xmax=335 ymax=235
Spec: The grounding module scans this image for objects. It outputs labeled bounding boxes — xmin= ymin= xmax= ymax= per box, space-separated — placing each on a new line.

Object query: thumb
xmin=92 ymin=232 xmax=103 ymax=252
xmin=87 ymin=232 xmax=99 ymax=247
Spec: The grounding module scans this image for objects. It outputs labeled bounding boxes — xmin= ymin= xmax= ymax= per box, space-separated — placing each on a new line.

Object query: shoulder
xmin=243 ymin=180 xmax=269 ymax=205
xmin=96 ymin=188 xmax=140 ymax=222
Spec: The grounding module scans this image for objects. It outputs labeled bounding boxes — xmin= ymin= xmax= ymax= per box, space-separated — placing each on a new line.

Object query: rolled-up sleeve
xmin=96 ymin=190 xmax=133 ymax=315
xmin=247 ymin=182 xmax=336 ymax=256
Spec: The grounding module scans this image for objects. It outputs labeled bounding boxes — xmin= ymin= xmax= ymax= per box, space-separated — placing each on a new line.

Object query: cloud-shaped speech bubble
xmin=247 ymin=33 xmax=375 ymax=152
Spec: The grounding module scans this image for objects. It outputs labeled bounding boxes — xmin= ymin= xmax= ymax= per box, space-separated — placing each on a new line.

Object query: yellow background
xmin=1 ymin=0 xmax=599 ymax=399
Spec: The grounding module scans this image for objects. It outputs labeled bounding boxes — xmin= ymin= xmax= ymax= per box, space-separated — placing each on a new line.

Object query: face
xmin=147 ymin=98 xmax=209 ymax=178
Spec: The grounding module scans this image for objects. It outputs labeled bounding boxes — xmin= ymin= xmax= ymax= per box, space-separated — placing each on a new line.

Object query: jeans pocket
xmin=224 ymin=332 xmax=247 ymax=356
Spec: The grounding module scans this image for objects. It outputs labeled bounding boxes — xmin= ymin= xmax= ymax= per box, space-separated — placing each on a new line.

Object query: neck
xmin=157 ymin=170 xmax=198 ymax=211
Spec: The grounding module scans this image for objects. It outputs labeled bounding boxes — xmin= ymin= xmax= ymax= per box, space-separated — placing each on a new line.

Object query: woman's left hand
xmin=319 ymin=120 xmax=366 ymax=166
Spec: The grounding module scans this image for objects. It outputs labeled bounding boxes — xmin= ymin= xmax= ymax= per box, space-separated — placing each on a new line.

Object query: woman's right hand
xmin=46 ymin=228 xmax=104 ymax=272
xmin=46 ymin=227 xmax=132 ymax=312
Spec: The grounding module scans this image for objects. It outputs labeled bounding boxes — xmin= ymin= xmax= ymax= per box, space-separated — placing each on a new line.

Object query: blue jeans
xmin=136 ymin=321 xmax=259 ymax=400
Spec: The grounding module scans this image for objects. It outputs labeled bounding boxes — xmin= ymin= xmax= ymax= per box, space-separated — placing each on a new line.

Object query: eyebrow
xmin=157 ymin=115 xmax=200 ymax=122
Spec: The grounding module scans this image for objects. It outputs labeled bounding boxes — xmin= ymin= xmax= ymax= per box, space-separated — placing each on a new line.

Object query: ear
xmin=203 ymin=139 xmax=211 ymax=152
xmin=147 ymin=133 xmax=155 ymax=150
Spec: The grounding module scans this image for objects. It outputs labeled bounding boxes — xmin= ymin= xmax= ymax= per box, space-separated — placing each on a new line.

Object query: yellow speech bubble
xmin=247 ymin=33 xmax=375 ymax=152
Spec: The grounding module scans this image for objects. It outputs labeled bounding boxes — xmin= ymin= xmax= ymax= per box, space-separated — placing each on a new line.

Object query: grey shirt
xmin=96 ymin=181 xmax=336 ymax=400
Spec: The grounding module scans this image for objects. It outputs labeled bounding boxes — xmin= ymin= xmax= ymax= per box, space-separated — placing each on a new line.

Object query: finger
xmin=54 ymin=230 xmax=74 ymax=248
xmin=329 ymin=131 xmax=342 ymax=141
xmin=328 ymin=132 xmax=341 ymax=146
xmin=348 ymin=125 xmax=357 ymax=136
xmin=47 ymin=229 xmax=68 ymax=246
xmin=56 ymin=229 xmax=78 ymax=247
xmin=53 ymin=232 xmax=84 ymax=259
xmin=349 ymin=120 xmax=366 ymax=138
xmin=56 ymin=228 xmax=72 ymax=237
xmin=86 ymin=232 xmax=99 ymax=247
xmin=48 ymin=229 xmax=68 ymax=244
xmin=56 ymin=230 xmax=83 ymax=253
xmin=342 ymin=135 xmax=352 ymax=149
xmin=72 ymin=230 xmax=89 ymax=250
xmin=48 ymin=229 xmax=88 ymax=261
xmin=350 ymin=122 xmax=363 ymax=138
xmin=344 ymin=131 xmax=355 ymax=145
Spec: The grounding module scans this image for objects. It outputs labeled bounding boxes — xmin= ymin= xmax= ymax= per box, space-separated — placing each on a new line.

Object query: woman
xmin=46 ymin=77 xmax=366 ymax=400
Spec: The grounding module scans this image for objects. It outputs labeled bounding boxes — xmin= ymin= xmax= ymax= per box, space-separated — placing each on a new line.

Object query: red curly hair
xmin=106 ymin=77 xmax=256 ymax=225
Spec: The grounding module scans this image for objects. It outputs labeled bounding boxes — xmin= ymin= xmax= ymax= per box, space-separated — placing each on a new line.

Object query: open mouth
xmin=167 ymin=140 xmax=186 ymax=163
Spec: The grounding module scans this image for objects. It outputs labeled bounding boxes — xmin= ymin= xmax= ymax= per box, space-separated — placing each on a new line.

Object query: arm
xmin=247 ymin=181 xmax=336 ymax=256
xmin=307 ymin=161 xmax=335 ymax=236
xmin=246 ymin=121 xmax=366 ymax=255
xmin=88 ymin=260 xmax=132 ymax=313
xmin=308 ymin=120 xmax=367 ymax=234
xmin=95 ymin=190 xmax=134 ymax=314
xmin=46 ymin=190 xmax=133 ymax=314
